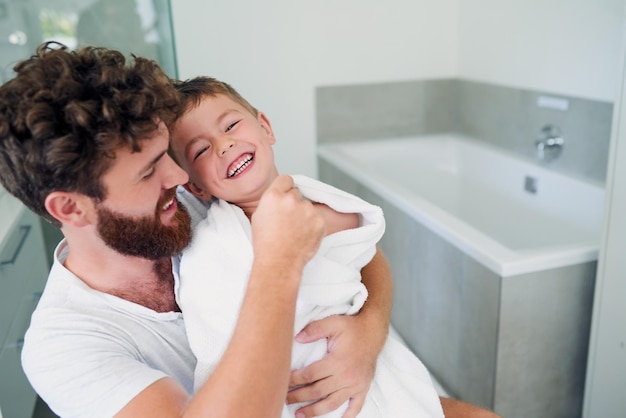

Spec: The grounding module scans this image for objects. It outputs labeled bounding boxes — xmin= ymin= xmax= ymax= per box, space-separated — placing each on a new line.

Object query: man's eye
xmin=193 ymin=145 xmax=210 ymax=161
xmin=225 ymin=120 xmax=240 ymax=132
xmin=143 ymin=168 xmax=156 ymax=180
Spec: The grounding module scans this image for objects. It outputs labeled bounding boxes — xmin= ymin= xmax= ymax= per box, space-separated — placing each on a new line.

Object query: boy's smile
xmin=227 ymin=153 xmax=254 ymax=178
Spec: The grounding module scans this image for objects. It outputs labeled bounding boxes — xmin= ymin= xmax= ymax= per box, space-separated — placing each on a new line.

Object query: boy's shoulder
xmin=291 ymin=174 xmax=366 ymax=205
xmin=176 ymin=186 xmax=213 ymax=227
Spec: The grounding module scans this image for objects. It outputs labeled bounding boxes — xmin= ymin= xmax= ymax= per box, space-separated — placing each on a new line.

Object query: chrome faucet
xmin=535 ymin=124 xmax=564 ymax=162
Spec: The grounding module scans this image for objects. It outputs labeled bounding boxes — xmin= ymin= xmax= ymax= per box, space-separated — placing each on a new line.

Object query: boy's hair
xmin=173 ymin=76 xmax=258 ymax=119
xmin=0 ymin=42 xmax=180 ymax=227
xmin=168 ymin=77 xmax=258 ymax=165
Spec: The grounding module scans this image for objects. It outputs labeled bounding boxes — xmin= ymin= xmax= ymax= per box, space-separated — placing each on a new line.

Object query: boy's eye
xmin=225 ymin=120 xmax=240 ymax=132
xmin=193 ymin=145 xmax=210 ymax=161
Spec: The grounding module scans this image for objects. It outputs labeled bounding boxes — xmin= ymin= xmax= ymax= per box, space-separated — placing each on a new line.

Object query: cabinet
xmin=0 ymin=194 xmax=49 ymax=418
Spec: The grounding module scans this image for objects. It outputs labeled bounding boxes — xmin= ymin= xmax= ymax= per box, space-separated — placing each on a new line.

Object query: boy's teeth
xmin=228 ymin=155 xmax=253 ymax=178
xmin=162 ymin=199 xmax=173 ymax=211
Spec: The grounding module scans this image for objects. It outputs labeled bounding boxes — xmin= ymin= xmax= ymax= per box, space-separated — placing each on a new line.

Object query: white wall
xmin=458 ymin=0 xmax=624 ymax=102
xmin=583 ymin=13 xmax=626 ymax=417
xmin=171 ymin=0 xmax=459 ymax=177
xmin=171 ymin=0 xmax=623 ymax=178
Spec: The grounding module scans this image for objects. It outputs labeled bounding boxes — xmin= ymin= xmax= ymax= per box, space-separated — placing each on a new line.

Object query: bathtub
xmin=317 ymin=134 xmax=604 ymax=277
xmin=317 ymin=133 xmax=603 ymax=417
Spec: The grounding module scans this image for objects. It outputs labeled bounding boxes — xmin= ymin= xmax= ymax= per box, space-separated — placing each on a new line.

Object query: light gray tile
xmin=316 ymin=78 xmax=613 ymax=183
xmin=316 ymin=79 xmax=458 ymax=143
xmin=495 ymin=262 xmax=596 ymax=418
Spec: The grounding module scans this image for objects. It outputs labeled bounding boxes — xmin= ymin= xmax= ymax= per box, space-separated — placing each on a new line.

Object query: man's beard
xmin=96 ymin=189 xmax=192 ymax=260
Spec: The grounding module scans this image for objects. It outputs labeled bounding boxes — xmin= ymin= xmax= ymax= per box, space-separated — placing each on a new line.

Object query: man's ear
xmin=183 ymin=181 xmax=211 ymax=201
xmin=44 ymin=192 xmax=93 ymax=227
xmin=257 ymin=112 xmax=276 ymax=145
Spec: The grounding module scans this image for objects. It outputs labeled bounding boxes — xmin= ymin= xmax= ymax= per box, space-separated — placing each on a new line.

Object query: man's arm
xmin=287 ymin=246 xmax=392 ymax=418
xmin=117 ymin=175 xmax=325 ymax=417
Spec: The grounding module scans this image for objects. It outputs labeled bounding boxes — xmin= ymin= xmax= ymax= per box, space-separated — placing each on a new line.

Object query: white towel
xmin=178 ymin=175 xmax=443 ymax=418
xmin=292 ymin=175 xmax=385 ymax=332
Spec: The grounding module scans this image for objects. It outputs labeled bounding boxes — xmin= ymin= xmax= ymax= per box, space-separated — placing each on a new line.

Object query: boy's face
xmin=170 ymin=94 xmax=279 ymax=205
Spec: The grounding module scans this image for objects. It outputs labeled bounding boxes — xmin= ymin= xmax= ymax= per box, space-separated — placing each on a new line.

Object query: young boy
xmin=169 ymin=77 xmax=444 ymax=418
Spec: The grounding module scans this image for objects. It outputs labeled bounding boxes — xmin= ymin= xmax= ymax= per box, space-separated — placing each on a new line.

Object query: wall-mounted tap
xmin=535 ymin=124 xmax=564 ymax=162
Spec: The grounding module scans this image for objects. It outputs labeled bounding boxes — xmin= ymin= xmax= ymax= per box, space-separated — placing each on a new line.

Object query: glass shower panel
xmin=0 ymin=0 xmax=177 ymax=83
xmin=0 ymin=1 xmax=42 ymax=82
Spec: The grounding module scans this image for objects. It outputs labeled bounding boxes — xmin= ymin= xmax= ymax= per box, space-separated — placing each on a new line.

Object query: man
xmin=0 ymin=42 xmax=498 ymax=417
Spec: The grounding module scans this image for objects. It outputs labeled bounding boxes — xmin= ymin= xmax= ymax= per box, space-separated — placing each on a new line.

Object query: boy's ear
xmin=257 ymin=112 xmax=276 ymax=144
xmin=183 ymin=181 xmax=211 ymax=201
xmin=44 ymin=192 xmax=94 ymax=227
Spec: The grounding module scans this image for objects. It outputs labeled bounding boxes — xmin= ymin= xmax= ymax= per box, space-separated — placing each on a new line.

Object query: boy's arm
xmin=357 ymin=245 xmax=393 ymax=342
xmin=117 ymin=175 xmax=325 ymax=418
xmin=287 ymin=246 xmax=392 ymax=418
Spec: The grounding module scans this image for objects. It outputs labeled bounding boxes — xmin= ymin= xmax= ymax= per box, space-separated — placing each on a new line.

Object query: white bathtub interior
xmin=317 ymin=134 xmax=605 ymax=277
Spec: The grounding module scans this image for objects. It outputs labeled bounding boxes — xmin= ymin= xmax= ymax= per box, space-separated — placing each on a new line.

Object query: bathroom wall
xmin=584 ymin=38 xmax=626 ymax=416
xmin=171 ymin=0 xmax=458 ymax=178
xmin=458 ymin=0 xmax=622 ymax=103
xmin=171 ymin=0 xmax=624 ymax=179
xmin=316 ymin=79 xmax=613 ymax=184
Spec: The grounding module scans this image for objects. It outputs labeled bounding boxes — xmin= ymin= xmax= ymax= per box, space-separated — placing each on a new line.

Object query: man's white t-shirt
xmin=21 ymin=242 xmax=196 ymax=418
xmin=21 ymin=188 xmax=208 ymax=417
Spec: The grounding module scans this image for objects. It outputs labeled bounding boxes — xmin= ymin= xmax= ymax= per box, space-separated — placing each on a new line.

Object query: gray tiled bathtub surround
xmin=319 ymin=157 xmax=597 ymax=418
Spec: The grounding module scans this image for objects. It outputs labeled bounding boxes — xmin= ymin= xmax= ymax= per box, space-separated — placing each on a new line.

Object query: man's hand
xmin=286 ymin=315 xmax=379 ymax=418
xmin=251 ymin=175 xmax=325 ymax=273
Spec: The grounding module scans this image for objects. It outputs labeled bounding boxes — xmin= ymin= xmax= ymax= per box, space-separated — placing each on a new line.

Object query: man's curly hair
xmin=0 ymin=42 xmax=180 ymax=227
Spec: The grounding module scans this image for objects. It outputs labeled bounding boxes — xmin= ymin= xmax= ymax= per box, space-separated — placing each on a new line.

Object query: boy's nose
xmin=217 ymin=137 xmax=235 ymax=156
